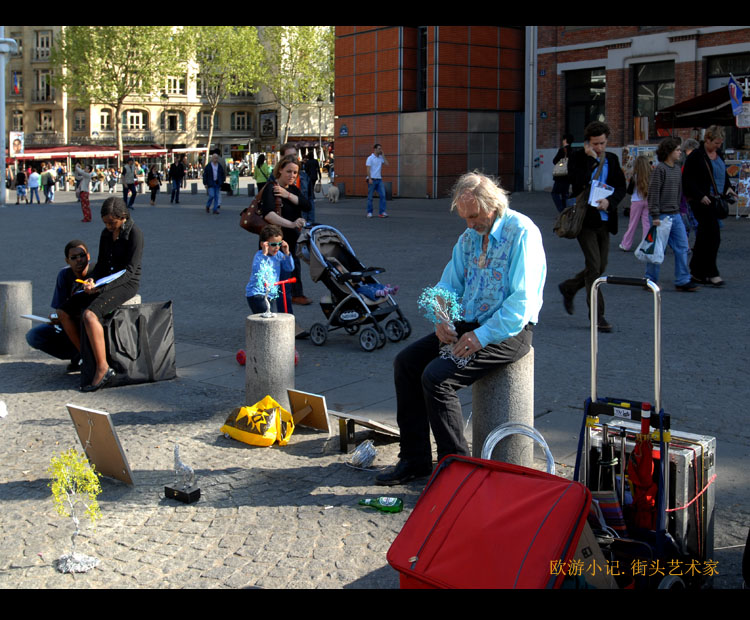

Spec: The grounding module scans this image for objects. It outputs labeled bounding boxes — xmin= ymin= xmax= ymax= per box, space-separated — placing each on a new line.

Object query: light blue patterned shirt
xmin=436 ymin=208 xmax=547 ymax=348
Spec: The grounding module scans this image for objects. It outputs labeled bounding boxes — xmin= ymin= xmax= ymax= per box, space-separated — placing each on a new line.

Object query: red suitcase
xmin=387 ymin=455 xmax=591 ymax=589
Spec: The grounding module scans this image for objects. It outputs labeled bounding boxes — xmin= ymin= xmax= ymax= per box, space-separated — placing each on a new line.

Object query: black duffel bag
xmin=80 ymin=301 xmax=177 ymax=389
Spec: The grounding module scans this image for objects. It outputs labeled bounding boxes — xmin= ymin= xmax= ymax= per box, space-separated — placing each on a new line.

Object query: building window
xmin=33 ymin=69 xmax=52 ymax=102
xmin=74 ymin=109 xmax=87 ymax=131
xmin=37 ymin=110 xmax=54 ymax=132
xmin=123 ymin=109 xmax=149 ymax=130
xmin=10 ymin=32 xmax=22 ymax=57
xmin=231 ymin=111 xmax=250 ymax=131
xmin=100 ymin=109 xmax=113 ymax=131
xmin=198 ymin=111 xmax=219 ymax=131
xmin=565 ymin=68 xmax=606 ymax=141
xmin=633 ymin=61 xmax=674 ymax=140
xmin=160 ymin=110 xmax=186 ymax=131
xmin=35 ymin=30 xmax=52 ymax=60
xmin=166 ymin=76 xmax=187 ymax=96
xmin=12 ymin=110 xmax=24 ymax=132
xmin=707 ymin=52 xmax=750 ymax=90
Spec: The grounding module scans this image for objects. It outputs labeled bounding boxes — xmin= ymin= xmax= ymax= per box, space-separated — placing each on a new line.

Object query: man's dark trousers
xmin=559 ymin=222 xmax=609 ymax=320
xmin=393 ymin=323 xmax=533 ymax=465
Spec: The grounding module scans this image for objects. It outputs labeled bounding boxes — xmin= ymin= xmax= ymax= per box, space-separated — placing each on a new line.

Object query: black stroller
xmin=300 ymin=225 xmax=411 ymax=351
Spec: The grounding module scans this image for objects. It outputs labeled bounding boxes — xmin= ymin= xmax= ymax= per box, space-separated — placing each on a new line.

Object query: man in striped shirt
xmin=645 ymin=137 xmax=698 ymax=292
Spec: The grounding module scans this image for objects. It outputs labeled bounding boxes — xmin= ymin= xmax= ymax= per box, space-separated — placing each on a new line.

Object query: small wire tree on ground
xmin=47 ymin=448 xmax=103 ymax=573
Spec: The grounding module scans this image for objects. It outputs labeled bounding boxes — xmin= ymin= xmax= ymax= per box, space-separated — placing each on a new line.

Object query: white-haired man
xmin=377 ymin=171 xmax=547 ymax=485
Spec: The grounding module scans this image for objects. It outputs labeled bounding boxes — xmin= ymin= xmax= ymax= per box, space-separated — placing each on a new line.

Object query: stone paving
xmin=1 ymin=179 xmax=748 ymax=588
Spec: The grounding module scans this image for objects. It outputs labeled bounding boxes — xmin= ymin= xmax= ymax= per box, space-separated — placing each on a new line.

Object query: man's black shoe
xmin=597 ymin=318 xmax=613 ymax=333
xmin=66 ymin=356 xmax=82 ymax=373
xmin=559 ymin=283 xmax=574 ymax=315
xmin=375 ymin=460 xmax=432 ymax=486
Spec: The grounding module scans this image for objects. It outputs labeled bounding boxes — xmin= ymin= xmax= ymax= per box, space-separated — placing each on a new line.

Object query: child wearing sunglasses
xmin=246 ymin=225 xmax=295 ymax=314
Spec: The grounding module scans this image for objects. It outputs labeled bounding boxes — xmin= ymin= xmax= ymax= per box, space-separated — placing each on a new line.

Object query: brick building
xmin=534 ymin=26 xmax=750 ymax=190
xmin=333 ymin=26 xmax=527 ymax=198
xmin=334 ymin=26 xmax=749 ymax=197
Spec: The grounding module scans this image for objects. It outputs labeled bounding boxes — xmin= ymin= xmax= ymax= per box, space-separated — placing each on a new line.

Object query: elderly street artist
xmin=376 ymin=171 xmax=547 ymax=486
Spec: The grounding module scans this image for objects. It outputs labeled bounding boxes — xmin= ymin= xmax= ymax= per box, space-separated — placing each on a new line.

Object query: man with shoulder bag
xmin=558 ymin=121 xmax=626 ymax=333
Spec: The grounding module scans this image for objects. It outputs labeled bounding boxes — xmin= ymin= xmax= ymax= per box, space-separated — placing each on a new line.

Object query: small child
xmin=246 ymin=225 xmax=295 ymax=314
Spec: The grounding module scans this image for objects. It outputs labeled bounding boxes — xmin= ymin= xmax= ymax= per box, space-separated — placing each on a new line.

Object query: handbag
xmin=553 ymin=156 xmax=605 ymax=239
xmin=634 ymin=217 xmax=672 ymax=264
xmin=240 ymin=182 xmax=281 ymax=235
xmin=553 ymin=157 xmax=568 ymax=178
xmin=705 ymin=158 xmax=730 ymax=220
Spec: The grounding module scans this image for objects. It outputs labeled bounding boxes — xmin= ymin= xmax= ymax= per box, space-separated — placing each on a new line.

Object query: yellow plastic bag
xmin=220 ymin=395 xmax=295 ymax=447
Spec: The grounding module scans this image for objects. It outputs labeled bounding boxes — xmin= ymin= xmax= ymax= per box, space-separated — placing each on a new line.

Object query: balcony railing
xmin=31 ymin=87 xmax=55 ymax=103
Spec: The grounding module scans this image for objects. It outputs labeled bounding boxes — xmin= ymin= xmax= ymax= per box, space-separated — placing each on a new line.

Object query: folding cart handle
xmin=590 ymin=276 xmax=661 ymax=415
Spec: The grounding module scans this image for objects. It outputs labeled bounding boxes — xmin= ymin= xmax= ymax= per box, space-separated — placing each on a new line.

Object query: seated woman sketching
xmin=57 ymin=197 xmax=144 ymax=392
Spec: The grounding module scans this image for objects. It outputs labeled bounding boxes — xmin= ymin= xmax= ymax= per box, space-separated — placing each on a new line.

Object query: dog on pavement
xmin=326 ymin=184 xmax=340 ymax=203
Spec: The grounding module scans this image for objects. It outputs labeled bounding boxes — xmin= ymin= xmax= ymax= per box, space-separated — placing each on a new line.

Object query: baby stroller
xmin=301 ymin=225 xmax=411 ymax=351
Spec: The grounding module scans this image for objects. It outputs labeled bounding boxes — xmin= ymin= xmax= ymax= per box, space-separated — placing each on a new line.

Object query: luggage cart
xmin=574 ymin=276 xmax=714 ymax=589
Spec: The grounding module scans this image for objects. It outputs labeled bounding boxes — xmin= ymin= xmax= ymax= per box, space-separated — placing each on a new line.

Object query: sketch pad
xmin=66 ymin=404 xmax=135 ymax=486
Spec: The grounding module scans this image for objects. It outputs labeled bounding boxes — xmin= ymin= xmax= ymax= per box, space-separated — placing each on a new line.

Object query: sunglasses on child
xmin=267 ymin=242 xmax=283 ymax=248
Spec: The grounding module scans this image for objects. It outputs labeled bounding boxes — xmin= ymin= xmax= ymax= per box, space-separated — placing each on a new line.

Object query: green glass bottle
xmin=358 ymin=496 xmax=404 ymax=513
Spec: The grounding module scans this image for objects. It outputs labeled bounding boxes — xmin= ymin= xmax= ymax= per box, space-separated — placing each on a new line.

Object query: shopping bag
xmin=634 ymin=218 xmax=671 ymax=264
xmin=220 ymin=395 xmax=295 ymax=447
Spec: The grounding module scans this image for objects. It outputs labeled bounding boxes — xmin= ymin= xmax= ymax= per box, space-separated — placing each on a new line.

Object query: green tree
xmin=187 ymin=26 xmax=266 ymax=161
xmin=51 ymin=26 xmax=188 ymax=166
xmin=261 ymin=26 xmax=334 ymax=144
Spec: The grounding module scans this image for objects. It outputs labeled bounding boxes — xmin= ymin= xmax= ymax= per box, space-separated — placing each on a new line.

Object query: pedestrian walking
xmin=147 ymin=165 xmax=162 ymax=205
xmin=551 ymin=133 xmax=574 ymax=213
xmin=122 ymin=158 xmax=137 ymax=209
xmin=366 ymin=144 xmax=389 ymax=218
xmin=28 ymin=168 xmax=41 ymax=204
xmin=558 ymin=121 xmax=626 ymax=333
xmin=15 ymin=170 xmax=28 ymax=204
xmin=203 ymin=150 xmax=225 ymax=214
xmin=619 ymin=155 xmax=652 ymax=251
xmin=75 ymin=163 xmax=94 ymax=222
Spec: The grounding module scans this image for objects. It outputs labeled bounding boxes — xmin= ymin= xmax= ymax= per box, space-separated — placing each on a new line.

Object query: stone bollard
xmin=245 ymin=312 xmax=295 ymax=412
xmin=0 ymin=281 xmax=33 ymax=355
xmin=471 ymin=347 xmax=534 ymax=467
xmin=191 ymin=183 xmax=198 ymax=195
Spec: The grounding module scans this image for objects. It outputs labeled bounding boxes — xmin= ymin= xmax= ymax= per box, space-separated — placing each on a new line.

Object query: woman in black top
xmin=260 ymin=155 xmax=310 ymax=313
xmin=551 ymin=133 xmax=574 ymax=213
xmin=58 ymin=196 xmax=144 ymax=391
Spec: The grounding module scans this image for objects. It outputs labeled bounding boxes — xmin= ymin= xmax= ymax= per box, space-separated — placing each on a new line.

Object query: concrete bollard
xmin=0 ymin=281 xmax=33 ymax=355
xmin=245 ymin=312 xmax=296 ymax=412
xmin=191 ymin=183 xmax=198 ymax=195
xmin=471 ymin=347 xmax=534 ymax=467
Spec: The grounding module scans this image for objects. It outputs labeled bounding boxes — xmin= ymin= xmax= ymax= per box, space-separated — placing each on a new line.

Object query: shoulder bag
xmin=240 ymin=182 xmax=281 ymax=235
xmin=705 ymin=158 xmax=730 ymax=220
xmin=553 ymin=156 xmax=605 ymax=239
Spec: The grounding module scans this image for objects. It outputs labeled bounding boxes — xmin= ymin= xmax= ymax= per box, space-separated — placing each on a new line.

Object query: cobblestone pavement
xmin=1 ymin=180 xmax=747 ymax=588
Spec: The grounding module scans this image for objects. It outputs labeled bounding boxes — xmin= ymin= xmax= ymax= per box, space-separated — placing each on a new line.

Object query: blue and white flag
xmin=729 ymin=77 xmax=744 ymax=116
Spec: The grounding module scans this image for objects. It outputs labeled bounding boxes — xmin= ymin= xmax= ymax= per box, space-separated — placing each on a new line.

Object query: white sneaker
xmin=366 ymin=213 xmax=373 ymax=218
xmin=618 ymin=243 xmax=628 ymax=252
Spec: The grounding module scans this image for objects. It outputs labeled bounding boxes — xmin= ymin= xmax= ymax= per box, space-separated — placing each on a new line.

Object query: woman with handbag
xmin=258 ymin=155 xmax=310 ymax=314
xmin=551 ymin=133 xmax=574 ymax=213
xmin=147 ymin=165 xmax=162 ymax=206
xmin=682 ymin=126 xmax=738 ymax=286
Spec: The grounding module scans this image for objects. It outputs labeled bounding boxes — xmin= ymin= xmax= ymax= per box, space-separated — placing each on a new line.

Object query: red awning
xmin=655 ymin=87 xmax=734 ymax=133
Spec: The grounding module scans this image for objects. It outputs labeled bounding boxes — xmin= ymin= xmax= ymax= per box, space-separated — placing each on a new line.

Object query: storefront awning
xmin=655 ymin=87 xmax=734 ymax=133
xmin=126 ymin=148 xmax=167 ymax=156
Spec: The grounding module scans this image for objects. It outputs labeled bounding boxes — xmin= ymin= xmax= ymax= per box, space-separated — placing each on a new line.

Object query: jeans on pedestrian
xmin=123 ymin=183 xmax=137 ymax=208
xmin=306 ymin=195 xmax=316 ymax=224
xmin=393 ymin=324 xmax=533 ymax=465
xmin=29 ymin=187 xmax=40 ymax=203
xmin=26 ymin=324 xmax=78 ymax=360
xmin=205 ymin=186 xmax=221 ymax=212
xmin=644 ymin=213 xmax=691 ymax=286
xmin=367 ymin=178 xmax=387 ymax=215
xmin=171 ymin=180 xmax=181 ymax=202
